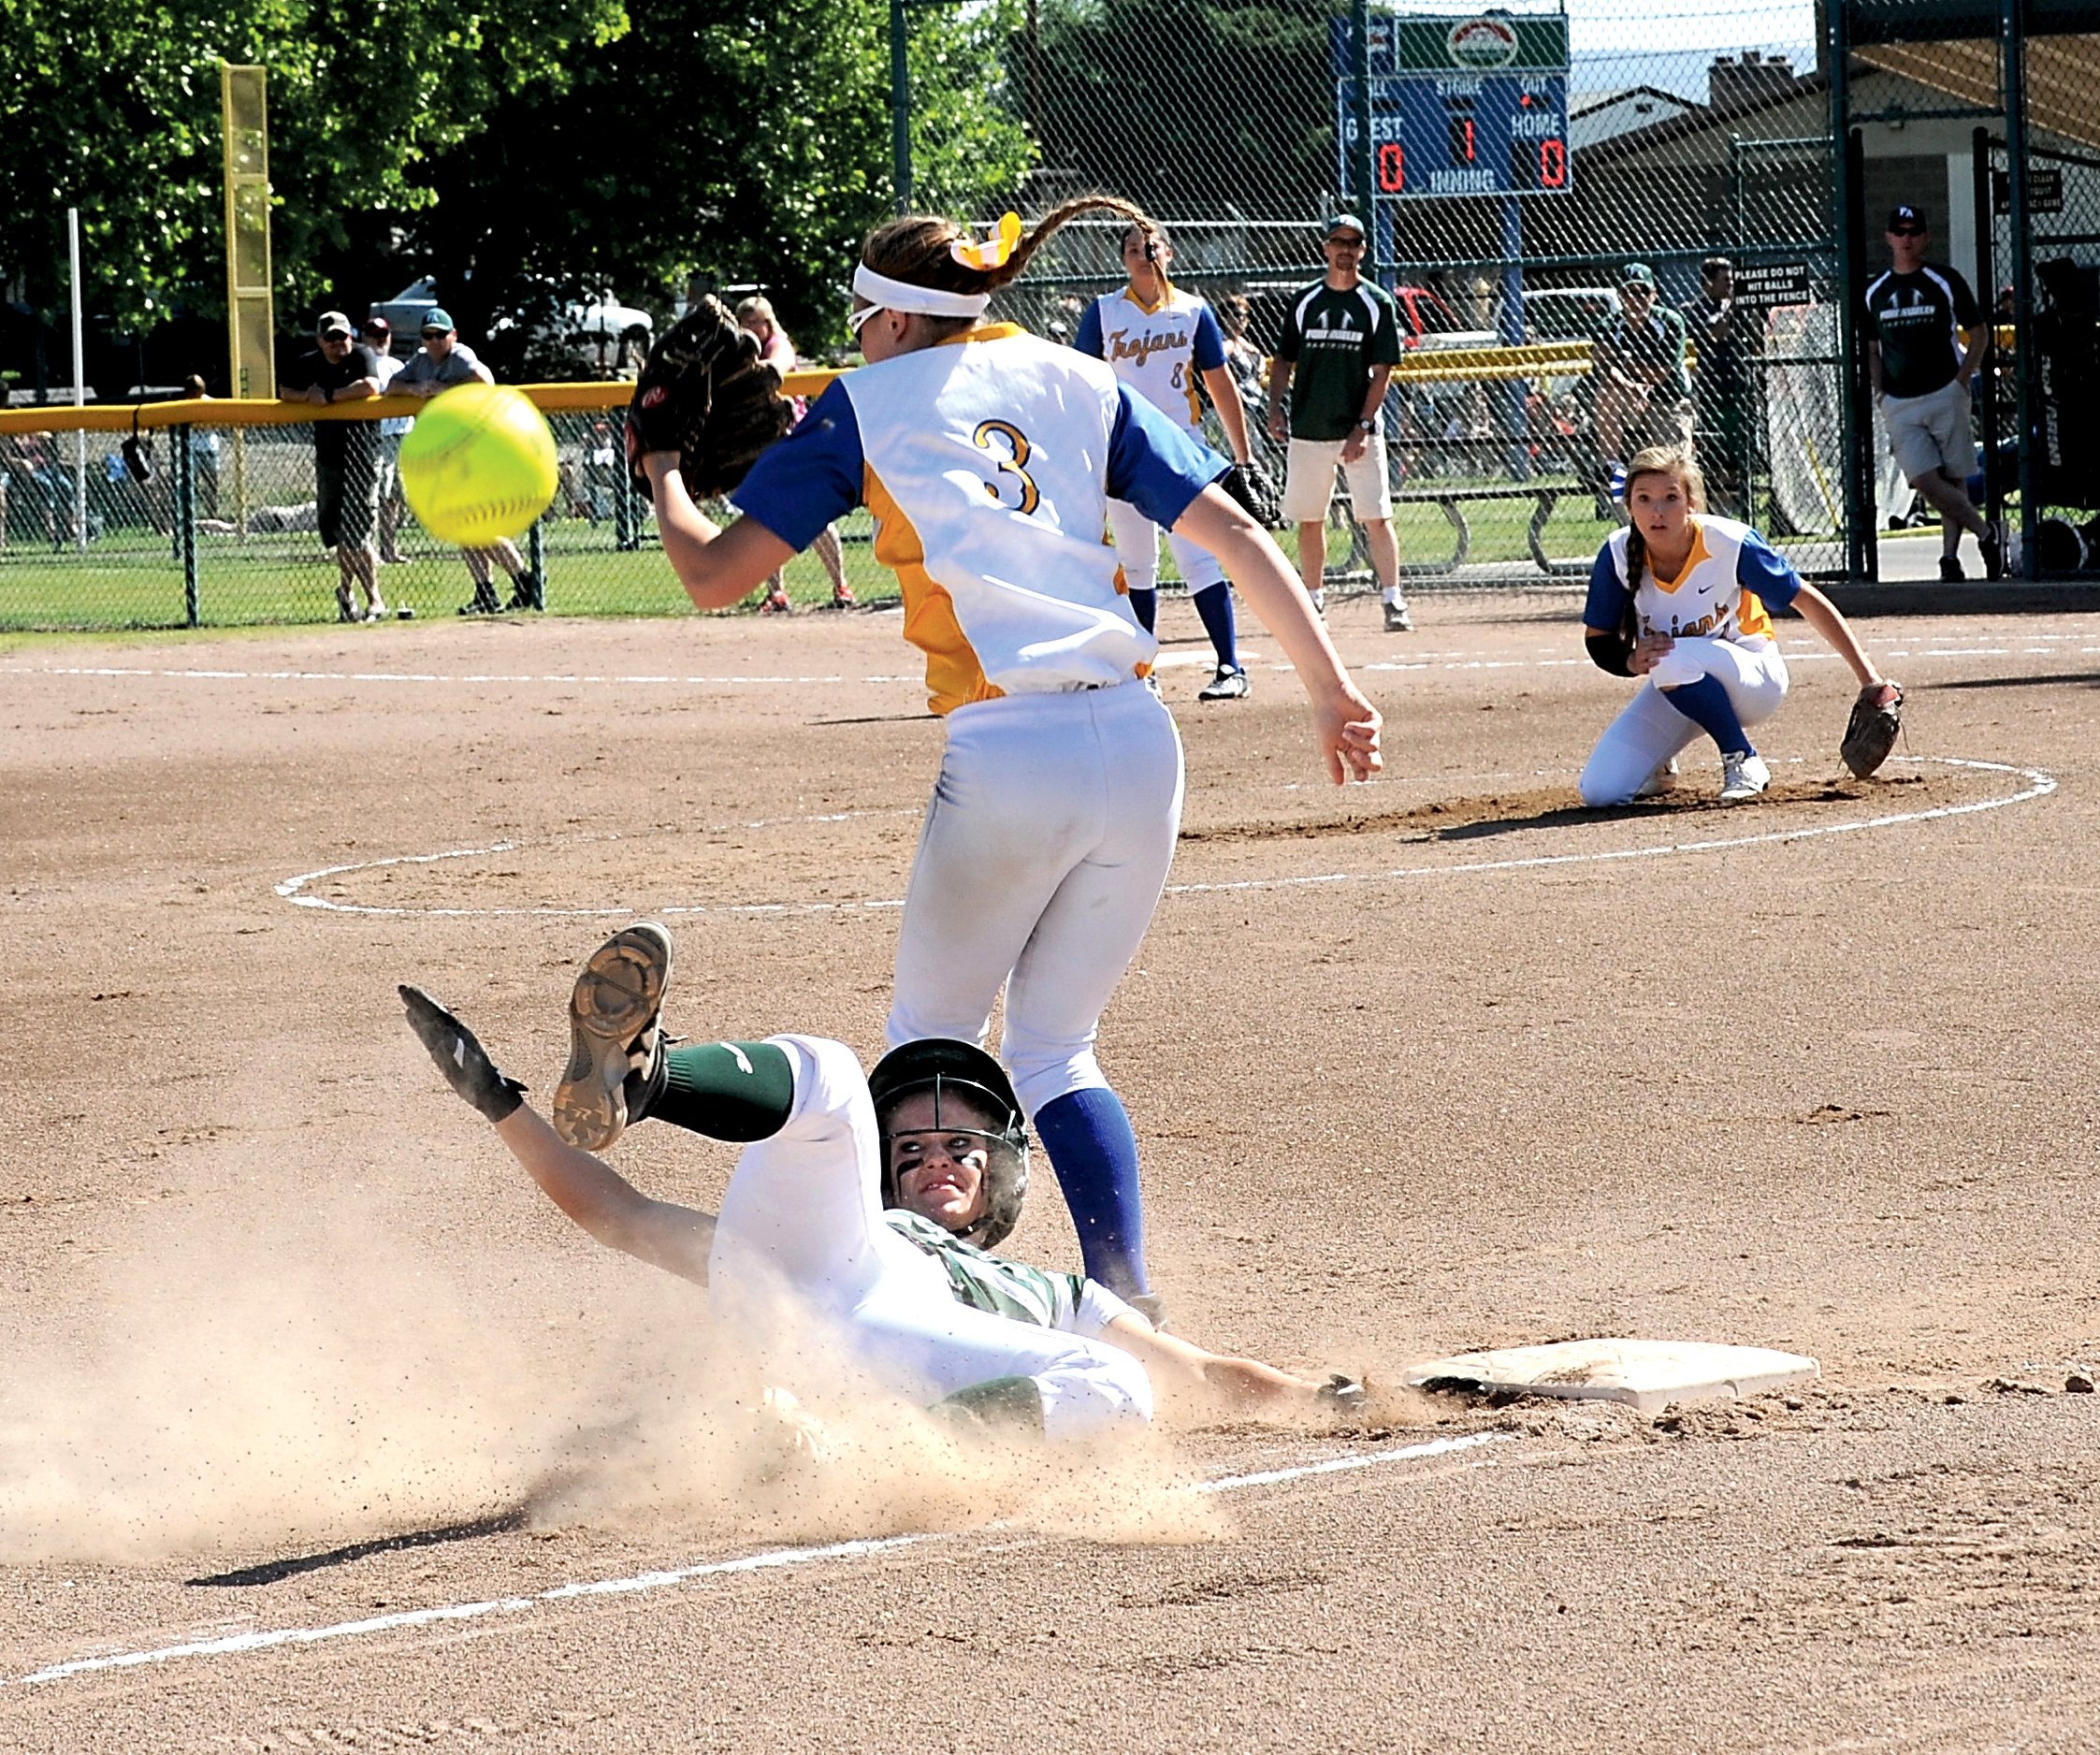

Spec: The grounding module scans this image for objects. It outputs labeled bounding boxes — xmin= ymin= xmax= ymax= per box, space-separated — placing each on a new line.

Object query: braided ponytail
xmin=860 ymin=194 xmax=1165 ymax=315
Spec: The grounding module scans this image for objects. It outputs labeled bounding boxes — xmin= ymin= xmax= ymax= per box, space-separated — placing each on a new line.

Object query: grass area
xmin=0 ymin=488 xmax=1842 ymax=631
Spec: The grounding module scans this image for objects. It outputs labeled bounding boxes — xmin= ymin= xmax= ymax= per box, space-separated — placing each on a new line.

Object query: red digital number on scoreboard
xmin=1539 ymin=138 xmax=1567 ymax=187
xmin=1377 ymin=143 xmax=1405 ymax=193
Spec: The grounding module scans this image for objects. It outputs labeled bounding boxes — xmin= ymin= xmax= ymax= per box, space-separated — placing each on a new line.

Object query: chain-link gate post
xmin=1971 ymin=127 xmax=2005 ymax=544
xmin=1999 ymin=0 xmax=2039 ymax=579
xmin=529 ymin=515 xmax=548 ymax=609
xmin=1351 ymin=0 xmax=1375 ymax=282
xmin=173 ymin=423 xmax=199 ymax=627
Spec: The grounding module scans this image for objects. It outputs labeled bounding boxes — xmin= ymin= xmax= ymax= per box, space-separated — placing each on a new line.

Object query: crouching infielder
xmin=401 ymin=924 xmax=1355 ymax=1443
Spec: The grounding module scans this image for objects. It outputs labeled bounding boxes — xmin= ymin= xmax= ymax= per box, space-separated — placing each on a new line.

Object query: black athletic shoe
xmin=505 ymin=569 xmax=544 ymax=611
xmin=457 ymin=588 xmax=503 ymax=616
xmin=1978 ymin=524 xmax=2005 ymax=581
xmin=1937 ymin=555 xmax=1965 ymax=584
xmin=1196 ymin=664 xmax=1250 ymax=701
xmin=552 ymin=923 xmax=675 ymax=1152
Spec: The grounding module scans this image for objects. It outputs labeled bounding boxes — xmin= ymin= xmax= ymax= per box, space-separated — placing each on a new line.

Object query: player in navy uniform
xmin=1863 ymin=205 xmax=2001 ymax=581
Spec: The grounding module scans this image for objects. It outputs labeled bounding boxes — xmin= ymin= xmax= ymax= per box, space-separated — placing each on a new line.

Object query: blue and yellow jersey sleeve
xmin=1072 ymin=298 xmax=1106 ymax=360
xmin=1734 ymin=528 xmax=1802 ymax=609
xmin=729 ymin=378 xmax=864 ymax=550
xmin=1583 ymin=535 xmax=1631 ymax=630
xmin=1107 ymin=384 xmax=1228 ymax=529
xmin=1191 ymin=305 xmax=1227 ymax=373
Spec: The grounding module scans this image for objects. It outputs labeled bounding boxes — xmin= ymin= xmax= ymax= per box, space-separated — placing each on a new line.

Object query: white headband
xmin=850 ymin=263 xmax=990 ymax=319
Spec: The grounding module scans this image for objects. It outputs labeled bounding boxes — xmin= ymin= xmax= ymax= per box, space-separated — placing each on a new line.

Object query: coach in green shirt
xmin=1266 ymin=214 xmax=1412 ymax=632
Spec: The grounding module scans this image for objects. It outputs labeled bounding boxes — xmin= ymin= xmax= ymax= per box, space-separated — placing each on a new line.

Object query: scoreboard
xmin=1333 ymin=13 xmax=1572 ymax=201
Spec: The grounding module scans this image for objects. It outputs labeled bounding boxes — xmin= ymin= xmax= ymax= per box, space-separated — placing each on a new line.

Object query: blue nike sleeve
xmin=1191 ymin=306 xmax=1227 ymax=372
xmin=1583 ymin=540 xmax=1630 ymax=629
xmin=1735 ymin=528 xmax=1803 ymax=608
xmin=1107 ymin=384 xmax=1228 ymax=529
xmin=1072 ymin=299 xmax=1105 ymax=360
xmin=728 ymin=378 xmax=863 ymax=549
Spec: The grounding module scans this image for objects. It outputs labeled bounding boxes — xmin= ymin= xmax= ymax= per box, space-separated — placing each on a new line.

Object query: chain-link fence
xmin=0 ymin=386 xmax=879 ymax=631
xmin=992 ymin=0 xmax=1849 ymax=589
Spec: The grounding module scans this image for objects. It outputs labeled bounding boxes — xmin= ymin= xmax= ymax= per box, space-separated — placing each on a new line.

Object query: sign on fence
xmin=1731 ymin=262 xmax=1815 ymax=309
xmin=1993 ymin=167 xmax=2064 ymax=215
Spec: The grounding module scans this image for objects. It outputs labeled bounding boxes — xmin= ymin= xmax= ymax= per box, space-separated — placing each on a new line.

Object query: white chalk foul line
xmin=274 ymin=757 xmax=2055 ymax=919
xmin=3 ymin=1432 xmax=1504 ymax=1688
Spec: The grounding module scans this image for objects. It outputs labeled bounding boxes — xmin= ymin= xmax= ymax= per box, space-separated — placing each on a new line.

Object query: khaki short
xmin=1883 ymin=379 xmax=1976 ymax=484
xmin=1282 ymin=433 xmax=1394 ymax=525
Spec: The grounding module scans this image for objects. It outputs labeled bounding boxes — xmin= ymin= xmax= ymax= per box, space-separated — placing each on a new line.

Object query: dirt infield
xmin=3 ymin=593 xmax=2098 ymax=1751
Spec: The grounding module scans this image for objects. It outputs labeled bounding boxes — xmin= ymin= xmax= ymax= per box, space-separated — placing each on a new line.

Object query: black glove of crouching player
xmin=399 ymin=984 xmax=527 ymax=1123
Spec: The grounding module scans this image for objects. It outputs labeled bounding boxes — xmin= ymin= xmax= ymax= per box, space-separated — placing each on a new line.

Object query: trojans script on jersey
xmin=1609 ymin=515 xmax=1778 ymax=645
xmin=1087 ymin=286 xmax=1210 ymax=429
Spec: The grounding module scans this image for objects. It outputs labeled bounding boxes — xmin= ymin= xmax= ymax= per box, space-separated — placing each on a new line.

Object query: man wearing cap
xmin=1681 ymin=256 xmax=1747 ymax=516
xmin=362 ymin=315 xmax=413 ymax=565
xmin=279 ymin=312 xmax=387 ymax=623
xmin=395 ymin=309 xmax=545 ymax=614
xmin=1864 ymin=205 xmax=1999 ymax=581
xmin=1592 ymin=263 xmax=1695 ymax=486
xmin=1265 ymin=214 xmax=1412 ymax=631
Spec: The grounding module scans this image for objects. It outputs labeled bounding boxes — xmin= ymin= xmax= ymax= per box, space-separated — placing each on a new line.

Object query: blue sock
xmin=1128 ymin=587 xmax=1157 ymax=634
xmin=1192 ymin=581 xmax=1238 ymax=671
xmin=1660 ymin=674 xmax=1751 ymax=754
xmin=1032 ymin=1087 xmax=1149 ymax=1297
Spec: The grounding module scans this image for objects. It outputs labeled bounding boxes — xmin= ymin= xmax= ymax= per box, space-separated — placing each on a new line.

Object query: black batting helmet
xmin=868 ymin=1038 xmax=1030 ymax=1249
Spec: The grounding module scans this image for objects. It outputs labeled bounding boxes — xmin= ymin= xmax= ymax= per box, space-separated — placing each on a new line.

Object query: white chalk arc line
xmin=2 ymin=1432 xmax=1506 ymax=1689
xmin=274 ymin=757 xmax=2055 ymax=919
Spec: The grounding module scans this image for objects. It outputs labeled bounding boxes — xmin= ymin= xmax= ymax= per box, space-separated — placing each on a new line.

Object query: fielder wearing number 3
xmin=634 ymin=196 xmax=1382 ymax=1314
xmin=399 ymin=926 xmax=1356 ymax=1442
xmin=1579 ymin=446 xmax=1897 ymax=806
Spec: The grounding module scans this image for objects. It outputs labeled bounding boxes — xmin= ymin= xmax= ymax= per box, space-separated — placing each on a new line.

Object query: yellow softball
xmin=398 ymin=382 xmax=558 ymax=546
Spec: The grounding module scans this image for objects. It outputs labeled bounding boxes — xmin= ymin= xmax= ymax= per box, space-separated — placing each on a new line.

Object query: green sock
xmin=651 ymin=1040 xmax=795 ymax=1141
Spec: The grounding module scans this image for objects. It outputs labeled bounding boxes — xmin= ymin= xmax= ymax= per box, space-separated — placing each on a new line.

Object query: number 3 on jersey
xmin=973 ymin=420 xmax=1040 ymax=516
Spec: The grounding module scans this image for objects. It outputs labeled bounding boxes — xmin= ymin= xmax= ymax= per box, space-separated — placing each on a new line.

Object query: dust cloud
xmin=0 ymin=1191 xmax=1224 ymax=1567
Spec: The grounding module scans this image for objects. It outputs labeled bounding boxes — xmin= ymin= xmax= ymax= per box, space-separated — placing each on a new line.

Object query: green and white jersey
xmin=883 ymin=1211 xmax=1136 ymax=1339
xmin=1276 ymin=280 xmax=1403 ymax=442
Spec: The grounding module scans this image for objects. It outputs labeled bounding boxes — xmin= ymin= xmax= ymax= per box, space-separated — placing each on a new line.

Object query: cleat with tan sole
xmin=552 ymin=922 xmax=674 ymax=1151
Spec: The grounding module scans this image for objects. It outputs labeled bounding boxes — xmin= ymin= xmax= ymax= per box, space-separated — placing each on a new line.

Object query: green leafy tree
xmin=0 ymin=0 xmax=626 ymax=334
xmin=398 ymin=0 xmax=1036 ymax=355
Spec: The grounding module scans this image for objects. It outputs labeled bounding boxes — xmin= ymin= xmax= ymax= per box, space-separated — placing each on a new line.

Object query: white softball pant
xmin=1579 ymin=637 xmax=1790 ymax=806
xmin=708 ymin=1036 xmax=1153 ymax=1440
xmin=1108 ymin=497 xmax=1225 ymax=592
xmin=886 ymin=678 xmax=1184 ymax=1120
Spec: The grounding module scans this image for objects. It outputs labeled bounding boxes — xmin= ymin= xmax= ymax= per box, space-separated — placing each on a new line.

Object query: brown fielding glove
xmin=1840 ymin=682 xmax=1903 ymax=778
xmin=625 ymin=296 xmax=793 ymax=501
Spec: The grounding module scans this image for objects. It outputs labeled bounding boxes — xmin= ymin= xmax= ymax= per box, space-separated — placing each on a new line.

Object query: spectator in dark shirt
xmin=1593 ymin=264 xmax=1694 ymax=483
xmin=1681 ymin=256 xmax=1747 ymax=515
xmin=1863 ymin=205 xmax=1999 ymax=580
xmin=279 ymin=312 xmax=386 ymax=622
xmin=394 ymin=307 xmax=543 ymax=614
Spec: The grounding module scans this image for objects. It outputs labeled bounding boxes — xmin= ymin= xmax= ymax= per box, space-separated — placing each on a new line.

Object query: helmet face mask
xmin=869 ymin=1040 xmax=1030 ymax=1249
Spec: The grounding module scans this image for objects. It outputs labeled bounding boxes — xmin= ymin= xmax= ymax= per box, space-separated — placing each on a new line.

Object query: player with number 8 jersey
xmin=635 ymin=196 xmax=1383 ymax=1313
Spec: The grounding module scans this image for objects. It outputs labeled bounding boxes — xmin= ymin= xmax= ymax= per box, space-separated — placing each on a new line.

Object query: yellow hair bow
xmin=949 ymin=211 xmax=1023 ymax=272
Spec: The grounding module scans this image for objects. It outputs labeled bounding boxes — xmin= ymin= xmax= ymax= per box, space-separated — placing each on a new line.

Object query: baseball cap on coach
xmin=1887 ymin=204 xmax=1927 ymax=230
xmin=421 ymin=308 xmax=456 ymax=334
xmin=1619 ymin=263 xmax=1658 ymax=291
xmin=315 ymin=311 xmax=354 ymax=339
xmin=1325 ymin=212 xmax=1367 ymax=241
